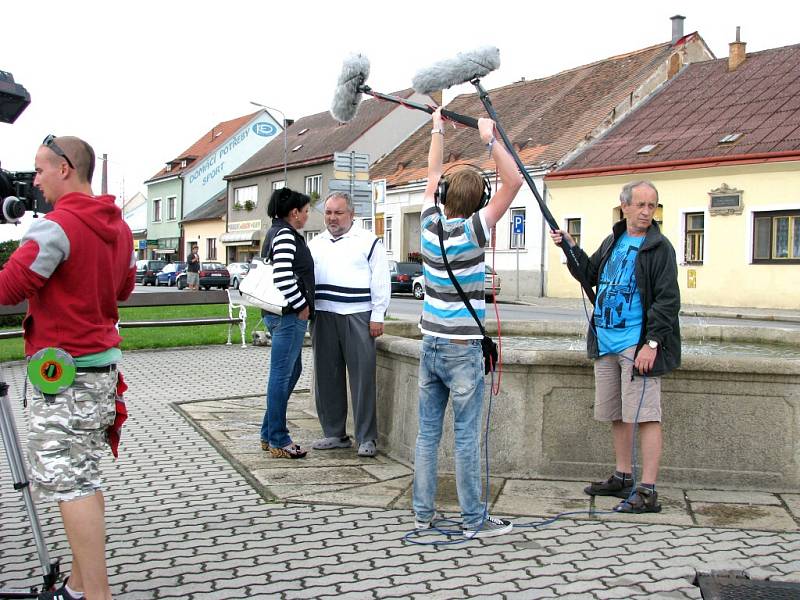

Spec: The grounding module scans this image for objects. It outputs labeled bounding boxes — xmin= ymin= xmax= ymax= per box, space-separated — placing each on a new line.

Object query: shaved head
xmin=54 ymin=136 xmax=96 ymax=183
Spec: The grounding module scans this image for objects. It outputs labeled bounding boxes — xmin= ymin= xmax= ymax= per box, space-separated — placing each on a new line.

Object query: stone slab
xmin=692 ymin=502 xmax=799 ymax=531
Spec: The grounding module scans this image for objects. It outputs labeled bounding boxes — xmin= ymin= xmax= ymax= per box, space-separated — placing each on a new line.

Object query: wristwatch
xmin=647 ymin=340 xmax=659 ymax=349
xmin=431 ymin=127 xmax=444 ymax=135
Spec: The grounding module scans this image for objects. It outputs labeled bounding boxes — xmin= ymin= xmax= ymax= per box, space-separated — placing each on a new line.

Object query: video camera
xmin=0 ymin=70 xmax=49 ymax=224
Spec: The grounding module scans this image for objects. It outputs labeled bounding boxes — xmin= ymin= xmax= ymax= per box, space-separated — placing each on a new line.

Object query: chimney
xmin=729 ymin=26 xmax=747 ymax=71
xmin=671 ymin=14 xmax=685 ymax=44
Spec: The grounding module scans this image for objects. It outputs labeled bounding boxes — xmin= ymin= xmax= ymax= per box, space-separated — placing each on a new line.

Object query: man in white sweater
xmin=308 ymin=192 xmax=391 ymax=457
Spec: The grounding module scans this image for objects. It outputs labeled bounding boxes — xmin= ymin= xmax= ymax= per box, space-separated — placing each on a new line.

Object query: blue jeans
xmin=261 ymin=313 xmax=308 ymax=448
xmin=413 ymin=335 xmax=485 ymax=528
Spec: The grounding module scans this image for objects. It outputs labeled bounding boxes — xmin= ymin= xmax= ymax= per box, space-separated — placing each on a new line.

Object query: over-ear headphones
xmin=434 ymin=164 xmax=492 ymax=211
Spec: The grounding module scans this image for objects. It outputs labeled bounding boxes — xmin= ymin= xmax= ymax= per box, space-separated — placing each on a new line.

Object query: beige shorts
xmin=594 ymin=346 xmax=662 ymax=423
xmin=28 ymin=369 xmax=117 ymax=503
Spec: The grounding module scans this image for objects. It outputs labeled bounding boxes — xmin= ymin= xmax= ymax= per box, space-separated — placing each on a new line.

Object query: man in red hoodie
xmin=0 ymin=135 xmax=135 ymax=600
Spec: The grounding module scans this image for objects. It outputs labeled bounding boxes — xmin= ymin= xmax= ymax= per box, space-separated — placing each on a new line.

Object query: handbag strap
xmin=436 ymin=218 xmax=486 ymax=336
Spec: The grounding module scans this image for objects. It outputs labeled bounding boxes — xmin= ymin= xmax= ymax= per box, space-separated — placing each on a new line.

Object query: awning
xmin=153 ymin=248 xmax=177 ymax=254
xmin=220 ymin=230 xmax=260 ymax=245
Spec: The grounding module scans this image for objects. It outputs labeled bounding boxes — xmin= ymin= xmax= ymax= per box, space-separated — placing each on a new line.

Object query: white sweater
xmin=308 ymin=225 xmax=390 ymax=322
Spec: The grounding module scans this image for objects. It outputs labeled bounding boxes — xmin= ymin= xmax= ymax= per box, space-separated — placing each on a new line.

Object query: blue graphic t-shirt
xmin=594 ymin=233 xmax=645 ymax=355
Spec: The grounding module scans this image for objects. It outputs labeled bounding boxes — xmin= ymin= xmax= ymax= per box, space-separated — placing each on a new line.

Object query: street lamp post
xmin=249 ymin=101 xmax=288 ymax=182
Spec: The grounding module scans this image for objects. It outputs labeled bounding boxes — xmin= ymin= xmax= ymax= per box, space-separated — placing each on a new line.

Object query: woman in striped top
xmin=259 ymin=187 xmax=315 ymax=459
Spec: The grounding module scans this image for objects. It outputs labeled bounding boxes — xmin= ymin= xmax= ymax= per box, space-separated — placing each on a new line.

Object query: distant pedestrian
xmin=186 ymin=244 xmax=200 ymax=291
xmin=259 ymin=187 xmax=314 ymax=459
xmin=308 ymin=192 xmax=390 ymax=458
xmin=549 ymin=180 xmax=681 ymax=513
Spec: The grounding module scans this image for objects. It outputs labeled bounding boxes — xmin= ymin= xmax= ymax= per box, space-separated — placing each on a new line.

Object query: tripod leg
xmin=0 ymin=383 xmax=60 ymax=595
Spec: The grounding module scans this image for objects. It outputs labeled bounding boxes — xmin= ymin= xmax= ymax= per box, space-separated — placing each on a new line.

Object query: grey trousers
xmin=311 ymin=310 xmax=377 ymax=444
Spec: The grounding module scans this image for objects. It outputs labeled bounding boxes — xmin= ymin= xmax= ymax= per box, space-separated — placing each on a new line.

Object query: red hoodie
xmin=0 ymin=192 xmax=136 ymax=357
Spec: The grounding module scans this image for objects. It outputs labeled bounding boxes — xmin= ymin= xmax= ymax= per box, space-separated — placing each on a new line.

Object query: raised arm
xmin=423 ymin=108 xmax=445 ymax=202
xmin=480 ymin=118 xmax=523 ymax=230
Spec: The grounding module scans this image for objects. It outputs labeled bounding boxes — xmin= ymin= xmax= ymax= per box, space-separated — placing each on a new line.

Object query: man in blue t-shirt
xmin=550 ymin=181 xmax=681 ymax=514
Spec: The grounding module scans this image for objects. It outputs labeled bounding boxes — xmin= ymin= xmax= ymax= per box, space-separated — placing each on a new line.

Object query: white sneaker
xmin=463 ymin=515 xmax=513 ymax=538
xmin=414 ymin=518 xmax=432 ymax=529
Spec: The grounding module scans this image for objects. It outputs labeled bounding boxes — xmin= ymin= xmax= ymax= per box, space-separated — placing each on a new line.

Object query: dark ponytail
xmin=267 ymin=187 xmax=311 ymax=219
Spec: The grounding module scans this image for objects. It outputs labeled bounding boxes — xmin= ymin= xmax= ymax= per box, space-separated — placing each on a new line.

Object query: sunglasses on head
xmin=42 ymin=134 xmax=75 ymax=170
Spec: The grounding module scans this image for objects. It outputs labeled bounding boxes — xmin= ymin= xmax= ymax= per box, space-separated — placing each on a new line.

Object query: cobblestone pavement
xmin=2 ymin=345 xmax=800 ymax=599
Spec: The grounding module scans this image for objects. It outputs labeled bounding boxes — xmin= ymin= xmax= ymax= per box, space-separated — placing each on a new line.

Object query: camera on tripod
xmin=0 ymin=69 xmax=49 ymax=225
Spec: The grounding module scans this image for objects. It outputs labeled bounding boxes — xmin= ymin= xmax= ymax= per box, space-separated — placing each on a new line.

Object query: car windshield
xmin=149 ymin=261 xmax=166 ymax=271
xmin=202 ymin=263 xmax=225 ymax=270
xmin=161 ymin=264 xmax=176 ymax=273
xmin=397 ymin=263 xmax=421 ymax=275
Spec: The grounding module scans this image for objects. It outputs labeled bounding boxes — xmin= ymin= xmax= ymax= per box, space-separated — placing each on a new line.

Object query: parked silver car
xmin=226 ymin=262 xmax=250 ymax=289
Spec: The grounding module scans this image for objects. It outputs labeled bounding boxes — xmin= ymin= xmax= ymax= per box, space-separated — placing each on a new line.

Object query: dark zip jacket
xmin=566 ymin=219 xmax=681 ymax=377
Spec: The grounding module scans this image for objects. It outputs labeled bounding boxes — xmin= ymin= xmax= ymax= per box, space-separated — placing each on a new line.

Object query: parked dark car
xmin=176 ymin=262 xmax=230 ymax=290
xmin=155 ymin=262 xmax=187 ymax=286
xmin=135 ymin=259 xmax=166 ymax=286
xmin=389 ymin=260 xmax=423 ymax=294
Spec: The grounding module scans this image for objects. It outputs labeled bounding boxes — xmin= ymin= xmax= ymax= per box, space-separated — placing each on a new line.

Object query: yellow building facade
xmin=545 ymin=160 xmax=800 ymax=309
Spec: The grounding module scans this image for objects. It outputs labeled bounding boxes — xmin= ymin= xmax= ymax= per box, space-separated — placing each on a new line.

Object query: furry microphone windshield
xmin=412 ymin=47 xmax=501 ymax=95
xmin=330 ymin=54 xmax=370 ymax=123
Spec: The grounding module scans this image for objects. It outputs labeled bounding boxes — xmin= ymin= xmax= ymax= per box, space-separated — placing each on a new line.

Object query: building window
xmin=206 ymin=238 xmax=217 ymax=261
xmin=566 ymin=218 xmax=581 ymax=248
xmin=305 ymin=230 xmax=319 ymax=242
xmin=684 ymin=213 xmax=704 ymax=264
xmin=509 ymin=208 xmax=526 ymax=249
xmin=234 ymin=185 xmax=258 ymax=209
xmin=272 ymin=180 xmax=285 ymax=190
xmin=753 ymin=210 xmax=800 ymax=263
xmin=153 ymin=198 xmax=162 ymax=222
xmin=362 ymin=218 xmax=372 ymax=232
xmin=167 ymin=196 xmax=176 ymax=221
xmin=305 ymin=174 xmax=321 ymax=197
xmin=385 ymin=216 xmax=393 ymax=253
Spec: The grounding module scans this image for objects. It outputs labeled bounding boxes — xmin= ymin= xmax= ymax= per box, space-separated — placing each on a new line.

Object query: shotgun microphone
xmin=330 ymin=54 xmax=481 ymax=129
xmin=412 ymin=46 xmax=500 ymax=95
xmin=330 ymin=53 xmax=371 ymax=123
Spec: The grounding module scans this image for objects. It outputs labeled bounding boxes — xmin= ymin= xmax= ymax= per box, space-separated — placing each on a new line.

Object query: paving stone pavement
xmin=1 ymin=344 xmax=799 ymax=599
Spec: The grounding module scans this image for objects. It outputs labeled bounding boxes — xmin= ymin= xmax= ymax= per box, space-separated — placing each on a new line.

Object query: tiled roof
xmin=551 ymin=43 xmax=800 ymax=176
xmin=371 ymin=39 xmax=693 ymax=186
xmin=228 ymin=90 xmax=416 ymax=179
xmin=146 ymin=111 xmax=260 ymax=183
xmin=181 ymin=190 xmax=226 ymax=223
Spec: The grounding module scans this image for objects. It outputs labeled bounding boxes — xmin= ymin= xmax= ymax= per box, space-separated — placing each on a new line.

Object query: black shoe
xmin=584 ymin=473 xmax=633 ymax=499
xmin=38 ymin=580 xmax=79 ymax=600
xmin=614 ymin=486 xmax=662 ymax=514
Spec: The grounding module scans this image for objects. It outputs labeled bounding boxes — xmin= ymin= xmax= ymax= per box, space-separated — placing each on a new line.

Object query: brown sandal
xmin=269 ymin=443 xmax=307 ymax=459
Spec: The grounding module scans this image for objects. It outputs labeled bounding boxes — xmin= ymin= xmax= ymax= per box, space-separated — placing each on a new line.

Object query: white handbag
xmin=238 ymin=257 xmax=288 ymax=315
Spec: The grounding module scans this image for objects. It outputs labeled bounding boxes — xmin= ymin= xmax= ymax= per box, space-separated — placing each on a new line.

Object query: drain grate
xmin=696 ymin=573 xmax=800 ymax=599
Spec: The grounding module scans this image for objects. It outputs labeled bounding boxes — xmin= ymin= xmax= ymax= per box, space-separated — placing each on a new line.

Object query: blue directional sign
xmin=513 ymin=214 xmax=525 ymax=234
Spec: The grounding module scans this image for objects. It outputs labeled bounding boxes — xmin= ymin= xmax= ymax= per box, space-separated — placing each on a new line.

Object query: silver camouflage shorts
xmin=28 ymin=369 xmax=117 ymax=503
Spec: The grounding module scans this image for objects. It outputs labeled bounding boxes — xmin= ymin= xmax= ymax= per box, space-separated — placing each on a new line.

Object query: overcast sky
xmin=1 ymin=0 xmax=798 ymax=239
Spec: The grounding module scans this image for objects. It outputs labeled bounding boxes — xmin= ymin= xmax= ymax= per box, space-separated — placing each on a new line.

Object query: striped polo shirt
xmin=419 ymin=201 xmax=489 ymax=339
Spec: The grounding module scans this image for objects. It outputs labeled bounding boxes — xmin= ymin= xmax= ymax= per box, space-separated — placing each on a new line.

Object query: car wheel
xmin=202 ymin=286 xmax=210 ymax=291
xmin=177 ymin=279 xmax=185 ymax=290
xmin=413 ymin=283 xmax=424 ymax=300
xmin=221 ymin=285 xmax=229 ymax=290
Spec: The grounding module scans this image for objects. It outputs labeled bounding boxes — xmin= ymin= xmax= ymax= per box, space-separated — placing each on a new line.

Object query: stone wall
xmin=377 ymin=321 xmax=800 ymax=491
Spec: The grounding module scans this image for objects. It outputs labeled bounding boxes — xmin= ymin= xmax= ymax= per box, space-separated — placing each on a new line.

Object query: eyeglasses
xmin=42 ymin=134 xmax=75 ymax=170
